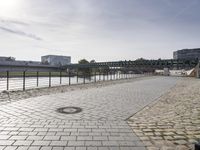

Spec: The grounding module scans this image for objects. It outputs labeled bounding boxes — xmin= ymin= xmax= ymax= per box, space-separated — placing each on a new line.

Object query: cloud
xmin=0 ymin=26 xmax=42 ymax=41
xmin=0 ymin=19 xmax=29 ymax=26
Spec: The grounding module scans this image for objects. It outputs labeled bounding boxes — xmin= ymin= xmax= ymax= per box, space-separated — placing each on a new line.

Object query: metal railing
xmin=0 ymin=70 xmax=147 ymax=92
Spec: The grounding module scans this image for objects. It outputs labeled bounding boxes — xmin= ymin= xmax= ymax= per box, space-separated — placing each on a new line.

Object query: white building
xmin=41 ymin=55 xmax=71 ymax=66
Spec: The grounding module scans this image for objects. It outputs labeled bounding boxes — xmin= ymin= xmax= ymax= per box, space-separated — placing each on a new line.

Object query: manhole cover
xmin=56 ymin=107 xmax=82 ymax=114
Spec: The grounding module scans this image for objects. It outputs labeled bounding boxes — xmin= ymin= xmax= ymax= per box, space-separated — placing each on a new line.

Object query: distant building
xmin=173 ymin=48 xmax=200 ymax=60
xmin=0 ymin=56 xmax=43 ymax=68
xmin=41 ymin=55 xmax=71 ymax=66
xmin=0 ymin=56 xmax=15 ymax=61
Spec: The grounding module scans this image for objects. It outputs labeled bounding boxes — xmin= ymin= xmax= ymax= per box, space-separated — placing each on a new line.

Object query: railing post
xmin=37 ymin=71 xmax=39 ymax=87
xmin=69 ymin=70 xmax=71 ymax=85
xmin=110 ymin=71 xmax=112 ymax=80
xmin=107 ymin=70 xmax=109 ymax=81
xmin=94 ymin=69 xmax=96 ymax=82
xmin=117 ymin=71 xmax=119 ymax=79
xmin=6 ymin=71 xmax=9 ymax=91
xmin=77 ymin=69 xmax=79 ymax=83
xmin=89 ymin=72 xmax=91 ymax=82
xmin=49 ymin=72 xmax=51 ymax=88
xmin=23 ymin=71 xmax=26 ymax=91
xmin=83 ymin=73 xmax=86 ymax=84
xmin=99 ymin=70 xmax=101 ymax=81
xmin=103 ymin=71 xmax=105 ymax=81
xmin=60 ymin=71 xmax=62 ymax=85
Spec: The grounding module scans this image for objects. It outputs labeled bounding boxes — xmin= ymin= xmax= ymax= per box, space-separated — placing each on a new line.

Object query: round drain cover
xmin=56 ymin=107 xmax=82 ymax=114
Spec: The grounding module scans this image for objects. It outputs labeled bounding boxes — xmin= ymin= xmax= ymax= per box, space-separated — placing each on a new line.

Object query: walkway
xmin=0 ymin=76 xmax=178 ymax=150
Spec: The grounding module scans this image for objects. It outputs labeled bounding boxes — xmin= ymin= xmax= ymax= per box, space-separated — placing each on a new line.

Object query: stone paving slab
xmin=0 ymin=77 xmax=178 ymax=149
xmin=128 ymin=78 xmax=200 ymax=150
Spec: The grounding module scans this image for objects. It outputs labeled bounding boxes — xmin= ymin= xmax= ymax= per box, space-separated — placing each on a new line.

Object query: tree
xmin=136 ymin=58 xmax=146 ymax=61
xmin=78 ymin=59 xmax=89 ymax=64
xmin=78 ymin=59 xmax=90 ymax=76
xmin=90 ymin=60 xmax=96 ymax=63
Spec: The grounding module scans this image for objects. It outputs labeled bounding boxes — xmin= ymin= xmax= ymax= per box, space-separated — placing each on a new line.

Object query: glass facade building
xmin=173 ymin=48 xmax=200 ymax=60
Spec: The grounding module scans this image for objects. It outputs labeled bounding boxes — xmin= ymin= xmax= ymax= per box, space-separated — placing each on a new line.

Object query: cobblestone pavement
xmin=128 ymin=78 xmax=200 ymax=150
xmin=0 ymin=76 xmax=177 ymax=150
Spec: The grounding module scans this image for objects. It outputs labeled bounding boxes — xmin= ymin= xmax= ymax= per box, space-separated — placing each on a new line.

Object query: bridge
xmin=0 ymin=58 xmax=199 ymax=72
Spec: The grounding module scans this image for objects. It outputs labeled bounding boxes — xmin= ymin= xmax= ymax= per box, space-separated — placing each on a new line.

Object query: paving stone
xmin=174 ymin=145 xmax=189 ymax=150
xmin=28 ymin=147 xmax=41 ymax=150
xmin=109 ymin=147 xmax=120 ymax=150
xmin=68 ymin=141 xmax=85 ymax=146
xmin=31 ymin=141 xmax=51 ymax=146
xmin=0 ymin=135 xmax=11 ymax=140
xmin=19 ymin=128 xmax=34 ymax=132
xmin=56 ymin=132 xmax=70 ymax=136
xmin=40 ymin=147 xmax=52 ymax=150
xmin=13 ymin=140 xmax=33 ymax=146
xmin=50 ymin=141 xmax=68 ymax=146
xmin=0 ymin=140 xmax=15 ymax=145
xmin=108 ymin=136 xmax=125 ymax=141
xmin=44 ymin=136 xmax=60 ymax=141
xmin=52 ymin=147 xmax=64 ymax=150
xmin=16 ymin=146 xmax=29 ymax=150
xmin=102 ymin=141 xmax=118 ymax=146
xmin=93 ymin=136 xmax=108 ymax=141
xmin=27 ymin=136 xmax=44 ymax=140
xmin=3 ymin=146 xmax=18 ymax=150
xmin=61 ymin=136 xmax=76 ymax=141
xmin=85 ymin=141 xmax=102 ymax=146
xmin=9 ymin=136 xmax=27 ymax=140
xmin=34 ymin=128 xmax=48 ymax=132
xmin=77 ymin=136 xmax=92 ymax=141
xmin=87 ymin=147 xmax=98 ymax=150
xmin=75 ymin=147 xmax=86 ymax=150
xmin=63 ymin=147 xmax=75 ymax=150
xmin=0 ymin=146 xmax=5 ymax=150
xmin=97 ymin=147 xmax=109 ymax=150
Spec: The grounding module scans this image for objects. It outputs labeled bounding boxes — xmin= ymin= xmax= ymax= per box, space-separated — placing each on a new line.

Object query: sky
xmin=0 ymin=0 xmax=200 ymax=63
